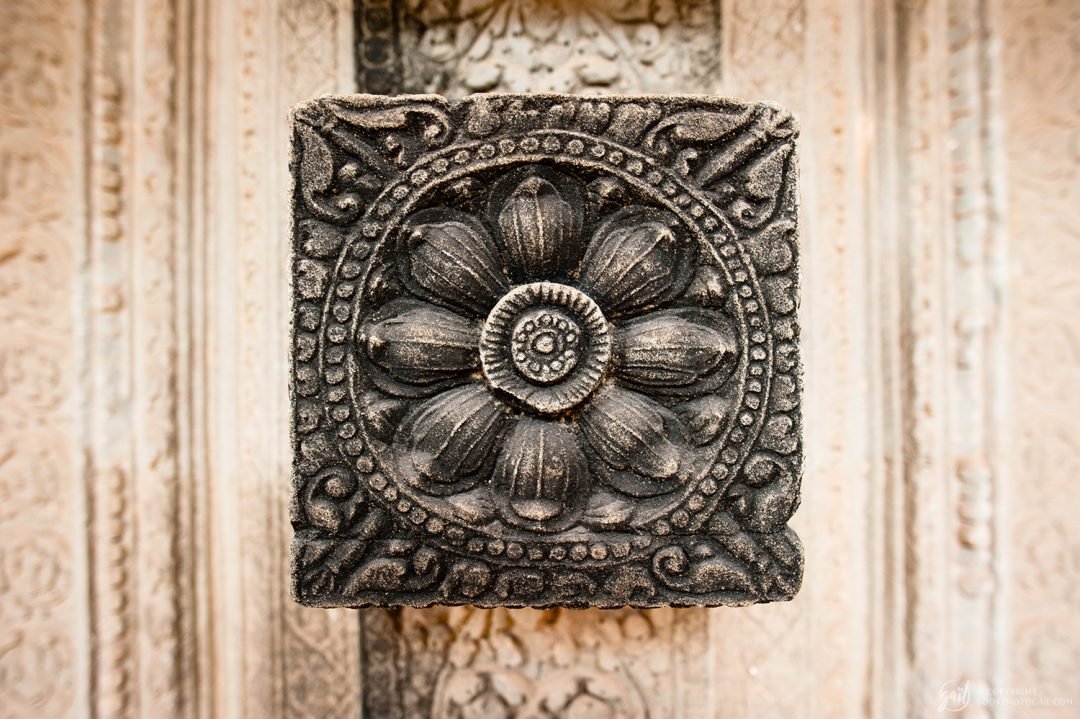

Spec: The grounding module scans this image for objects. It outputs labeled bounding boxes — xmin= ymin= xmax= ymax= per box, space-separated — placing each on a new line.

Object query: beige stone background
xmin=0 ymin=0 xmax=1077 ymax=717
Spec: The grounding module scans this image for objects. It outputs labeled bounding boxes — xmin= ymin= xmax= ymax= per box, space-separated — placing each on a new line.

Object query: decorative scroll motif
xmin=355 ymin=0 xmax=724 ymax=96
xmin=291 ymin=94 xmax=803 ymax=608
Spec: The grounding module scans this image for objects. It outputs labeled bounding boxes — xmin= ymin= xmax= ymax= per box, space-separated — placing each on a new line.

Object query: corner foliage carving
xmin=291 ymin=94 xmax=803 ymax=608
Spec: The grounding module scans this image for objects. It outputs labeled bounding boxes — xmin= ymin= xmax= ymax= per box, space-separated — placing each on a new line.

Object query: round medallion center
xmin=511 ymin=308 xmax=581 ymax=384
xmin=480 ymin=282 xmax=611 ymax=414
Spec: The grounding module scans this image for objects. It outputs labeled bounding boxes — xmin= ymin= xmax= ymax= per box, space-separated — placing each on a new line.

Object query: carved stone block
xmin=291 ymin=94 xmax=803 ymax=608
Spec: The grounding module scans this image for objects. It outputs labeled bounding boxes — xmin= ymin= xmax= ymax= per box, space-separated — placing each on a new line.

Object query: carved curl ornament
xmin=291 ymin=94 xmax=803 ymax=607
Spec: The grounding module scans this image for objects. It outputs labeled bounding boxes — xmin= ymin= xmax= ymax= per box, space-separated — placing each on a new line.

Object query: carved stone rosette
xmin=290 ymin=94 xmax=803 ymax=608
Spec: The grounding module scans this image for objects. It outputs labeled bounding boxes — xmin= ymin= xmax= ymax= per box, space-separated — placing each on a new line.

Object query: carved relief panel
xmin=290 ymin=94 xmax=803 ymax=608
xmin=362 ymin=604 xmax=709 ymax=718
xmin=355 ymin=0 xmax=724 ymax=95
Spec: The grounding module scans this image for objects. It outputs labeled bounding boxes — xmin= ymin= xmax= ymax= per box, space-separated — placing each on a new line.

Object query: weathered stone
xmin=355 ymin=0 xmax=724 ymax=96
xmin=290 ymin=93 xmax=803 ymax=608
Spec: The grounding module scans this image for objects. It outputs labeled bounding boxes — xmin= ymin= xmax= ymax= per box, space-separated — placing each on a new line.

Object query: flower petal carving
xmin=363 ymin=299 xmax=481 ymax=386
xmin=579 ymin=385 xmax=681 ymax=480
xmin=614 ymin=309 xmax=737 ymax=396
xmin=498 ymin=176 xmax=581 ymax=280
xmin=578 ymin=207 xmax=694 ymax=316
xmin=400 ymin=218 xmax=509 ymax=316
xmin=493 ymin=419 xmax=588 ymax=528
xmin=402 ymin=383 xmax=511 ymax=481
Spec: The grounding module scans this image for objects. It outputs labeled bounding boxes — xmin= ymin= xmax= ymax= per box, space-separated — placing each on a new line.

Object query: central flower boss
xmin=362 ymin=172 xmax=737 ymax=531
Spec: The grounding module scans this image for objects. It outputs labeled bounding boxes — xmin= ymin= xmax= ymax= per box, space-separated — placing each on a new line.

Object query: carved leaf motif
xmin=711 ymin=527 xmax=805 ymax=598
xmin=549 ymin=572 xmax=598 ymax=601
xmin=574 ymin=101 xmax=612 ymax=134
xmin=493 ymin=419 xmax=587 ymax=525
xmin=690 ymin=106 xmax=795 ymax=188
xmin=614 ymin=309 xmax=736 ymax=395
xmin=651 ymin=544 xmax=756 ymax=594
xmin=327 ymin=101 xmax=451 ymax=147
xmin=320 ymin=126 xmax=393 ymax=181
xmin=341 ymin=546 xmax=442 ymax=595
xmin=578 ymin=207 xmax=694 ymax=316
xmin=762 ymin=274 xmax=796 ymax=315
xmin=402 ymin=383 xmax=510 ymax=480
xmin=297 ymin=123 xmax=333 ymax=190
xmin=579 ymin=385 xmax=681 ymax=479
xmin=400 ymin=220 xmax=510 ymax=316
xmin=497 ymin=176 xmax=580 ymax=280
xmin=296 ymin=124 xmax=361 ymax=223
xmin=642 ymin=108 xmax=755 ymax=149
xmin=363 ymin=299 xmax=481 ymax=386
xmin=727 ymin=143 xmax=792 ymax=229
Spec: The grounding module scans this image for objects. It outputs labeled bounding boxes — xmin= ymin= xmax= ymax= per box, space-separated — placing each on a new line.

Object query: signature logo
xmin=938 ymin=680 xmax=971 ymax=712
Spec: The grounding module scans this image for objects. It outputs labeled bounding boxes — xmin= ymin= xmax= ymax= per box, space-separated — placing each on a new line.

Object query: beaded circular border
xmin=311 ymin=130 xmax=786 ymax=566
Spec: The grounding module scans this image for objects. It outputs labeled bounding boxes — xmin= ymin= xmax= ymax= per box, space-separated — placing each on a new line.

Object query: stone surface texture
xmin=290 ymin=93 xmax=803 ymax=608
xmin=355 ymin=0 xmax=724 ymax=96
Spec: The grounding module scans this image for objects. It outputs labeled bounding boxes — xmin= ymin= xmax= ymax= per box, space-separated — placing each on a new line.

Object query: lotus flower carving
xmin=292 ymin=94 xmax=805 ymax=609
xmin=361 ymin=173 xmax=739 ymax=531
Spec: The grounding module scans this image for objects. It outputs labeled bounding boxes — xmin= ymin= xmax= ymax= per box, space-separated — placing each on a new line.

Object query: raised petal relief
xmin=402 ymin=383 xmax=510 ymax=481
xmin=493 ymin=419 xmax=588 ymax=529
xmin=497 ymin=176 xmax=580 ymax=280
xmin=399 ymin=217 xmax=509 ymax=316
xmin=578 ymin=207 xmax=694 ymax=316
xmin=294 ymin=95 xmax=804 ymax=611
xmin=363 ymin=299 xmax=481 ymax=386
xmin=579 ymin=385 xmax=682 ymax=480
xmin=614 ymin=309 xmax=737 ymax=395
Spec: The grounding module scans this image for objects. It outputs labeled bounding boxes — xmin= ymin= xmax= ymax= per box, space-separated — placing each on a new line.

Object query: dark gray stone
xmin=290 ymin=93 xmax=803 ymax=608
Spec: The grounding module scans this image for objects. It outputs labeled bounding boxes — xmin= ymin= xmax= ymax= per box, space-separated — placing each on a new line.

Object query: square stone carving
xmin=291 ymin=94 xmax=803 ymax=608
